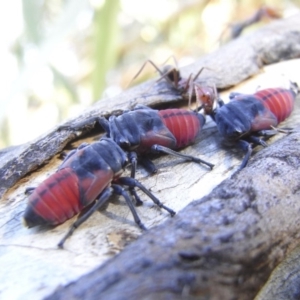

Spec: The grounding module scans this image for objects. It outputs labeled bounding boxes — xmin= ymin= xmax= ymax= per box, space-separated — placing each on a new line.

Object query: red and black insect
xmin=65 ymin=105 xmax=214 ymax=175
xmin=60 ymin=106 xmax=214 ymax=206
xmin=200 ymin=84 xmax=298 ymax=169
xmin=23 ymin=137 xmax=175 ymax=248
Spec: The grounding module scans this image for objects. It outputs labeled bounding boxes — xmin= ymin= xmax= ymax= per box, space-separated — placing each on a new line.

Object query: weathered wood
xmin=1 ymin=14 xmax=300 ymax=300
xmin=255 ymin=245 xmax=300 ymax=300
xmin=1 ymin=14 xmax=300 ymax=198
xmin=46 ymin=128 xmax=300 ymax=300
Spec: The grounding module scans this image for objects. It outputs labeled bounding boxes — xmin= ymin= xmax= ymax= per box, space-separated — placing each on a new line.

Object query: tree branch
xmin=1 ymin=14 xmax=300 ymax=198
xmin=47 ymin=128 xmax=300 ymax=300
xmin=1 ymin=13 xmax=300 ymax=300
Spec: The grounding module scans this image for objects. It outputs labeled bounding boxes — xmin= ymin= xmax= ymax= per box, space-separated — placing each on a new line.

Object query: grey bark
xmin=46 ymin=128 xmax=300 ymax=300
xmin=255 ymin=245 xmax=300 ymax=300
xmin=1 ymin=13 xmax=300 ymax=300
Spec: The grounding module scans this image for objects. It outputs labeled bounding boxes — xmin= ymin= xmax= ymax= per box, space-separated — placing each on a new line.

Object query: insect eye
xmin=119 ymin=139 xmax=131 ymax=149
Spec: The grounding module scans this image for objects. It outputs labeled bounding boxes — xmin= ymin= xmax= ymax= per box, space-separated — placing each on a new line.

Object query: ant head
xmin=194 ymin=85 xmax=217 ymax=115
xmin=161 ymin=65 xmax=182 ymax=85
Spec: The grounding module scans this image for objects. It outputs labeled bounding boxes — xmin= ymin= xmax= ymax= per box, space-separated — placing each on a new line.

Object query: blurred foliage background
xmin=0 ymin=0 xmax=299 ymax=148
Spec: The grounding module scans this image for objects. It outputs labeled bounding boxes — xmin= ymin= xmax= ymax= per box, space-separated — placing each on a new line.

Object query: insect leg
xmin=57 ymin=187 xmax=113 ymax=248
xmin=157 ymin=55 xmax=180 ymax=87
xmin=128 ymin=152 xmax=143 ymax=206
xmin=257 ymin=129 xmax=278 ymax=136
xmin=237 ymin=140 xmax=253 ymax=170
xmin=192 ymin=67 xmax=205 ymax=82
xmin=139 ymin=156 xmax=158 ymax=174
xmin=151 ymin=144 xmax=214 ymax=170
xmin=128 ymin=59 xmax=168 ymax=88
xmin=186 ymin=74 xmax=194 ymax=108
xmin=247 ymin=136 xmax=268 ymax=147
xmin=117 ymin=177 xmax=176 ymax=216
xmin=111 ymin=184 xmax=146 ymax=230
xmin=258 ymin=127 xmax=293 ymax=136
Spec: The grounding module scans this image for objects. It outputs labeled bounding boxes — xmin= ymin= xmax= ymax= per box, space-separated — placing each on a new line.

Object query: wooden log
xmin=46 ymin=128 xmax=300 ymax=300
xmin=255 ymin=245 xmax=300 ymax=300
xmin=1 ymin=13 xmax=300 ymax=198
xmin=1 ymin=13 xmax=300 ymax=299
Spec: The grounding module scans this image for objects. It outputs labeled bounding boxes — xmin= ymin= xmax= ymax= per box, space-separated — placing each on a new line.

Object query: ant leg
xmin=259 ymin=126 xmax=293 ymax=135
xmin=185 ymin=74 xmax=194 ymax=108
xmin=155 ymin=67 xmax=180 ymax=88
xmin=58 ymin=187 xmax=113 ymax=248
xmin=193 ymin=66 xmax=216 ymax=82
xmin=160 ymin=54 xmax=179 ymax=69
xmin=111 ymin=184 xmax=146 ymax=230
xmin=151 ymin=145 xmax=214 ymax=170
xmin=157 ymin=55 xmax=186 ymax=88
xmin=272 ymin=127 xmax=293 ymax=134
xmin=128 ymin=59 xmax=167 ymax=88
xmin=117 ymin=177 xmax=176 ymax=217
xmin=192 ymin=67 xmax=205 ymax=82
xmin=158 ymin=55 xmax=181 ymax=87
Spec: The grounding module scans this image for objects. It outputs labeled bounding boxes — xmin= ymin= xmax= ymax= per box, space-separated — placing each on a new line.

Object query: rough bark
xmin=1 ymin=13 xmax=300 ymax=198
xmin=46 ymin=128 xmax=300 ymax=300
xmin=1 ymin=13 xmax=300 ymax=300
xmin=255 ymin=245 xmax=300 ymax=300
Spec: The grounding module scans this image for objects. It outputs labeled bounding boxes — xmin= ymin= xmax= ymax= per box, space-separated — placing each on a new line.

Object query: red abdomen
xmin=24 ymin=168 xmax=82 ymax=226
xmin=158 ymin=109 xmax=205 ymax=148
xmin=24 ymin=167 xmax=114 ymax=227
xmin=254 ymin=88 xmax=295 ymax=123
